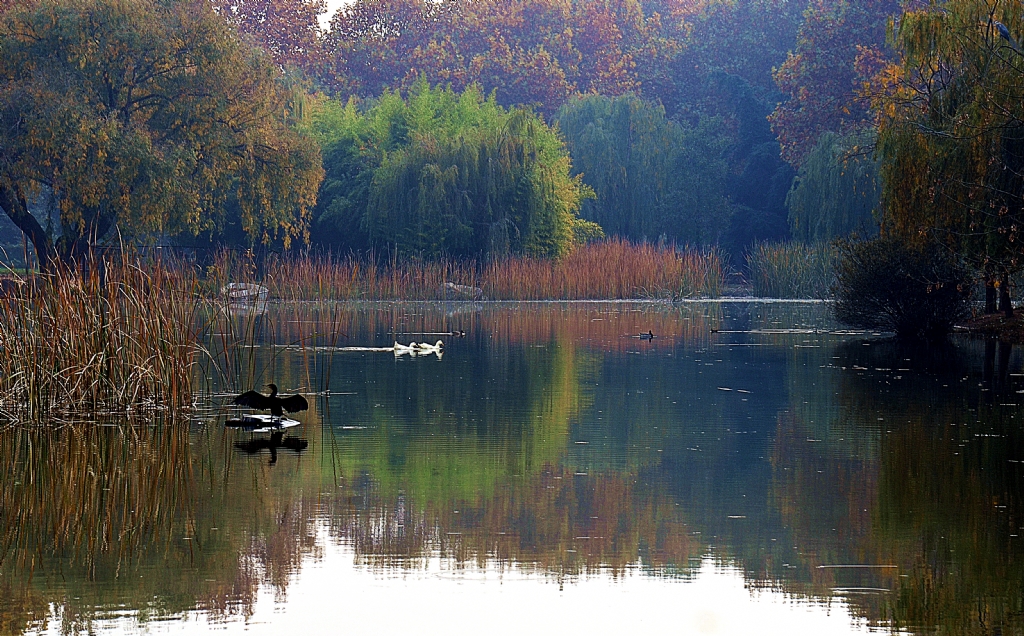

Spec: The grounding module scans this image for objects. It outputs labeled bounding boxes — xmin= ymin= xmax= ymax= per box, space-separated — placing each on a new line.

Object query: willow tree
xmin=0 ymin=0 xmax=323 ymax=266
xmin=555 ymin=93 xmax=732 ymax=247
xmin=309 ymin=80 xmax=599 ymax=259
xmin=787 ymin=131 xmax=880 ymax=244
xmin=876 ymin=0 xmax=1024 ymax=313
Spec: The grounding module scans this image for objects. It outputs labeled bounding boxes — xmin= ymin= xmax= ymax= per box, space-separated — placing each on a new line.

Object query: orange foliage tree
xmin=213 ymin=0 xmax=327 ymax=71
xmin=770 ymin=0 xmax=900 ymax=166
xmin=321 ymin=0 xmax=665 ymax=116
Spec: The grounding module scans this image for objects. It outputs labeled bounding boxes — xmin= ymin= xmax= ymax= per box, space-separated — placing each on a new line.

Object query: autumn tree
xmin=0 ymin=0 xmax=323 ymax=266
xmin=321 ymin=0 xmax=666 ymax=117
xmin=770 ymin=0 xmax=900 ymax=166
xmin=307 ymin=80 xmax=599 ymax=259
xmin=213 ymin=0 xmax=326 ymax=71
xmin=874 ymin=0 xmax=1024 ymax=314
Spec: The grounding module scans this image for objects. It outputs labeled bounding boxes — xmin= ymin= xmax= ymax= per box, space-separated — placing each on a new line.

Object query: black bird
xmin=640 ymin=330 xmax=655 ymax=339
xmin=233 ymin=383 xmax=308 ymax=417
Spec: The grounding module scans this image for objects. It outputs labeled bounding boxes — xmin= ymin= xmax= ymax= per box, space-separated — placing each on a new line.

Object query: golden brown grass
xmin=482 ymin=239 xmax=722 ymax=300
xmin=253 ymin=239 xmax=722 ymax=301
xmin=0 ymin=257 xmax=200 ymax=422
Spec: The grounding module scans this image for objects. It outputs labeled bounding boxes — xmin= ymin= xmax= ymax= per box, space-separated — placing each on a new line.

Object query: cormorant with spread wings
xmin=233 ymin=384 xmax=308 ymax=417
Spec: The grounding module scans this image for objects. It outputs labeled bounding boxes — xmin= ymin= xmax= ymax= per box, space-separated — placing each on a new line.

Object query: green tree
xmin=0 ymin=0 xmax=323 ymax=265
xmin=787 ymin=131 xmax=880 ymax=243
xmin=308 ymin=80 xmax=598 ymax=259
xmin=555 ymin=93 xmax=732 ymax=246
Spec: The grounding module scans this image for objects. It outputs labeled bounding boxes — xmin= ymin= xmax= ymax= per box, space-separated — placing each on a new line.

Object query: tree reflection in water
xmin=1 ymin=302 xmax=1022 ymax=635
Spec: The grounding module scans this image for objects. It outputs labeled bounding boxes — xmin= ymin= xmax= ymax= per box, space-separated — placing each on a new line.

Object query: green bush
xmin=832 ymin=238 xmax=973 ymax=340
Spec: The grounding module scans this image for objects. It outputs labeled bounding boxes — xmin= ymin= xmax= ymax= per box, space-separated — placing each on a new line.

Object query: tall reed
xmin=0 ymin=256 xmax=201 ymax=422
xmin=747 ymin=242 xmax=838 ymax=299
xmin=483 ymin=239 xmax=722 ymax=300
xmin=264 ymin=253 xmax=479 ymax=301
xmin=257 ymin=240 xmax=722 ymax=301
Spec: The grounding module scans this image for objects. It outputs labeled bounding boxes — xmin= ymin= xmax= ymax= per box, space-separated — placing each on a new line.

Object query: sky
xmin=323 ymin=0 xmax=350 ymax=24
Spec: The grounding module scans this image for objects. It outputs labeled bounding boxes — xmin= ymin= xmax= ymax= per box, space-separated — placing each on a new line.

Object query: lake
xmin=2 ymin=301 xmax=1022 ymax=635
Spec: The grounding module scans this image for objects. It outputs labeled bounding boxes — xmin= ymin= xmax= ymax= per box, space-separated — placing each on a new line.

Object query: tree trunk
xmin=985 ymin=273 xmax=998 ymax=313
xmin=0 ymin=183 xmax=55 ymax=271
xmin=1001 ymin=270 xmax=1014 ymax=318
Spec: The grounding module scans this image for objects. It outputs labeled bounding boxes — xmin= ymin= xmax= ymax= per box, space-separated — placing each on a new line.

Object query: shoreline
xmin=958 ymin=312 xmax=1024 ymax=343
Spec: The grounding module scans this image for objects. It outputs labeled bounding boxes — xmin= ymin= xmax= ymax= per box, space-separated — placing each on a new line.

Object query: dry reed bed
xmin=254 ymin=240 xmax=722 ymax=301
xmin=0 ymin=260 xmax=200 ymax=422
xmin=481 ymin=240 xmax=722 ymax=300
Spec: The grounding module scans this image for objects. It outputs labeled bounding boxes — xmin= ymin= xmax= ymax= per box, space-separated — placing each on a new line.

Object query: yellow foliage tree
xmin=874 ymin=0 xmax=1024 ymax=313
xmin=0 ymin=0 xmax=323 ymax=266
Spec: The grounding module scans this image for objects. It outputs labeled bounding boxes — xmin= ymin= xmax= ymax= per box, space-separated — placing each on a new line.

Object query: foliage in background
xmin=321 ymin=0 xmax=661 ymax=117
xmin=770 ymin=0 xmax=899 ymax=166
xmin=832 ymin=238 xmax=973 ymax=340
xmin=0 ymin=0 xmax=323 ymax=266
xmin=660 ymin=0 xmax=804 ymax=118
xmin=747 ymin=241 xmax=839 ymax=299
xmin=556 ymin=94 xmax=732 ymax=247
xmin=873 ymin=0 xmax=1024 ymax=309
xmin=787 ymin=132 xmax=880 ymax=244
xmin=711 ymin=74 xmax=796 ymax=259
xmin=308 ymin=80 xmax=598 ymax=259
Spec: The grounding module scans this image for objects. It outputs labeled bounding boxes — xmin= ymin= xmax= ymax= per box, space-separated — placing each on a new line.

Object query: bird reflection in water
xmin=235 ymin=431 xmax=308 ymax=465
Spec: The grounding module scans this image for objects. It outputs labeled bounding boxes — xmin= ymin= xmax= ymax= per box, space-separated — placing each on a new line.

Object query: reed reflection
xmin=3 ymin=302 xmax=1023 ymax=636
xmin=0 ymin=414 xmax=324 ymax=634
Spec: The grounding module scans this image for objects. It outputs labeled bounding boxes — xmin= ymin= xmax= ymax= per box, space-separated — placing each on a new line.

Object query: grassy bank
xmin=249 ymin=240 xmax=723 ymax=301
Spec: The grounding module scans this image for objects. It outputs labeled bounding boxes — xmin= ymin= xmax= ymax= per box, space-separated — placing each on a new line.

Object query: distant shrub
xmin=832 ymin=238 xmax=973 ymax=340
xmin=747 ymin=241 xmax=838 ymax=298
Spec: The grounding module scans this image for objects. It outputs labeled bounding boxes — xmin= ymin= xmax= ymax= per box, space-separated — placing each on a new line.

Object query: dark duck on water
xmin=233 ymin=383 xmax=309 ymax=417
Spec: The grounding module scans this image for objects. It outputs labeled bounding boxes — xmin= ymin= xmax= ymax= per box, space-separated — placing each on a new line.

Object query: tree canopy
xmin=770 ymin=0 xmax=900 ymax=167
xmin=213 ymin=0 xmax=325 ymax=71
xmin=873 ymin=0 xmax=1024 ymax=301
xmin=556 ymin=93 xmax=731 ymax=247
xmin=787 ymin=131 xmax=880 ymax=243
xmin=0 ymin=0 xmax=323 ymax=264
xmin=319 ymin=0 xmax=660 ymax=118
xmin=308 ymin=80 xmax=598 ymax=259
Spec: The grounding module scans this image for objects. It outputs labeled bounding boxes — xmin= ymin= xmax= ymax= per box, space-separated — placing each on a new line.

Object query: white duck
xmin=412 ymin=340 xmax=444 ymax=352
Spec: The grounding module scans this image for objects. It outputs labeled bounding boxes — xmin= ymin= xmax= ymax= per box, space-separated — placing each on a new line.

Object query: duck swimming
xmin=394 ymin=340 xmax=444 ymax=356
xmin=639 ymin=330 xmax=655 ymax=339
xmin=412 ymin=340 xmax=444 ymax=351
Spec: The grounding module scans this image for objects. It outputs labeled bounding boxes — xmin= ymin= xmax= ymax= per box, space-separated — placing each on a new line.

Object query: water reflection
xmin=234 ymin=432 xmax=309 ymax=465
xmin=1 ymin=302 xmax=1022 ymax=634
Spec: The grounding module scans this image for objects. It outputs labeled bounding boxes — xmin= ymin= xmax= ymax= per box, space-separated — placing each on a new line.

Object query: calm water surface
xmin=3 ymin=301 xmax=1023 ymax=635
